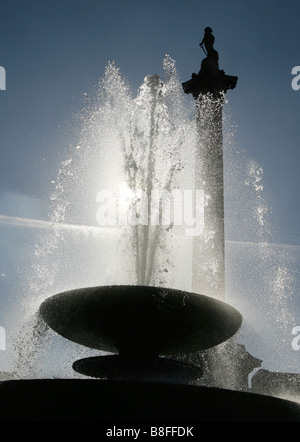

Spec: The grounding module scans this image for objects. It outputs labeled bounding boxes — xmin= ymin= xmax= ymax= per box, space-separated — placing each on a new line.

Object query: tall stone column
xmin=181 ymin=32 xmax=261 ymax=392
xmin=193 ymin=94 xmax=225 ymax=300
xmin=182 ymin=31 xmax=238 ymax=301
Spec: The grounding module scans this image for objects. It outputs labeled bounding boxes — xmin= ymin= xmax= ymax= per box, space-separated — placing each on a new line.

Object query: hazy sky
xmin=0 ymin=0 xmax=299 ymax=378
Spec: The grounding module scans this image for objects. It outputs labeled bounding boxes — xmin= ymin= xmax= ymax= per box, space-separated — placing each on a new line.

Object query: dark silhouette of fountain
xmin=39 ymin=285 xmax=242 ymax=382
xmin=3 ymin=283 xmax=296 ymax=422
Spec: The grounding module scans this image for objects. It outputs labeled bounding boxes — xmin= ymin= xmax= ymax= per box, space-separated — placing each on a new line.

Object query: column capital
xmin=182 ymin=68 xmax=238 ymax=100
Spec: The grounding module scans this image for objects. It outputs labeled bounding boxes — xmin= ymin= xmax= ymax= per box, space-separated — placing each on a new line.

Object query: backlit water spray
xmin=8 ymin=57 xmax=298 ymax=395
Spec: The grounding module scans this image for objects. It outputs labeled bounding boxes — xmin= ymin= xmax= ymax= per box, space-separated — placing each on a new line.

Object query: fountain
xmin=39 ymin=285 xmax=242 ymax=382
xmin=0 ymin=32 xmax=299 ymax=422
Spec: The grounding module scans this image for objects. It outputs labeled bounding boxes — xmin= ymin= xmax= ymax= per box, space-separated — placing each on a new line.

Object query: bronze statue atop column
xmin=183 ymin=27 xmax=238 ymax=98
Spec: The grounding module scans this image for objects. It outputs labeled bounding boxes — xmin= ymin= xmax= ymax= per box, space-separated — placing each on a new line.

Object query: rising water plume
xmin=44 ymin=56 xmax=196 ymax=290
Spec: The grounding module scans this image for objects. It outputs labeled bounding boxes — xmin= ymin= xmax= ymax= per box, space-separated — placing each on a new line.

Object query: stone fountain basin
xmin=39 ymin=285 xmax=242 ymax=356
xmin=1 ymin=379 xmax=300 ymax=422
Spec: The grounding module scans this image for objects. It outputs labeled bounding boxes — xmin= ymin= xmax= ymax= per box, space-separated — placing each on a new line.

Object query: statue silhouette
xmin=200 ymin=27 xmax=219 ymax=61
xmin=182 ymin=27 xmax=238 ymax=98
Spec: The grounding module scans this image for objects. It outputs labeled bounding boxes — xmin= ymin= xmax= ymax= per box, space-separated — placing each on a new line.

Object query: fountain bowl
xmin=39 ymin=285 xmax=242 ymax=357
